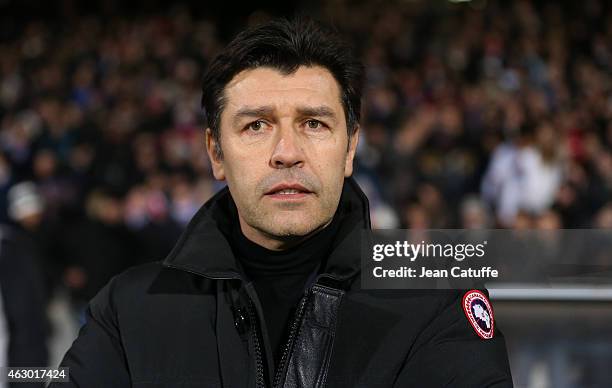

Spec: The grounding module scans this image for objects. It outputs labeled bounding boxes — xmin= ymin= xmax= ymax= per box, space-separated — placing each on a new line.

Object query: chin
xmin=266 ymin=219 xmax=322 ymax=238
xmin=271 ymin=225 xmax=314 ymax=238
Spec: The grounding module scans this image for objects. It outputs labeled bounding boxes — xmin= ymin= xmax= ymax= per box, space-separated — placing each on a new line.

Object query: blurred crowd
xmin=0 ymin=0 xmax=610 ymax=354
xmin=330 ymin=0 xmax=612 ymax=231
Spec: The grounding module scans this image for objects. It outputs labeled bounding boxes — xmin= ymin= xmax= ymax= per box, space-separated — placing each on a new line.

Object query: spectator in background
xmin=481 ymin=121 xmax=564 ymax=227
xmin=5 ymin=181 xmax=61 ymax=299
xmin=0 ymin=225 xmax=49 ymax=387
xmin=0 ymin=182 xmax=49 ymax=383
xmin=460 ymin=195 xmax=493 ymax=230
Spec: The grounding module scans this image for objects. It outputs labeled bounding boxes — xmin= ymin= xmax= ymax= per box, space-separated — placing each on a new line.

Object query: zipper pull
xmin=233 ymin=306 xmax=250 ymax=335
xmin=230 ymin=286 xmax=251 ymax=336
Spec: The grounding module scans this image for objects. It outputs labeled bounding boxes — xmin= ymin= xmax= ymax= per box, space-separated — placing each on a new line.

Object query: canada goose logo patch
xmin=462 ymin=290 xmax=494 ymax=340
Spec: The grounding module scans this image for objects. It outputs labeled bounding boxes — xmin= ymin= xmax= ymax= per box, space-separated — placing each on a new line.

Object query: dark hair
xmin=201 ymin=17 xmax=364 ymax=158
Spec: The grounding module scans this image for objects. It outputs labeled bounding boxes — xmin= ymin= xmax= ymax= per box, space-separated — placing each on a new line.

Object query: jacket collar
xmin=162 ymin=177 xmax=371 ymax=283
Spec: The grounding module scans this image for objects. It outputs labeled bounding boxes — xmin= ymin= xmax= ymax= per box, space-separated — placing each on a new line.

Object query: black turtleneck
xmin=230 ymin=211 xmax=341 ymax=370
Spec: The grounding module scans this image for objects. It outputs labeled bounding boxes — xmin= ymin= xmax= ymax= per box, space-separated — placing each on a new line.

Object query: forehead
xmin=222 ymin=65 xmax=343 ymax=115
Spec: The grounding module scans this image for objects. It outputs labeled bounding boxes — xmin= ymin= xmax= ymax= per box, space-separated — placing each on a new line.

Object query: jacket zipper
xmin=248 ymin=298 xmax=266 ymax=388
xmin=162 ymin=262 xmax=318 ymax=387
xmin=271 ymin=290 xmax=311 ymax=388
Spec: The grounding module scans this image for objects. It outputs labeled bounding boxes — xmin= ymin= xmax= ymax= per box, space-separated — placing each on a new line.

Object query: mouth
xmin=264 ymin=183 xmax=313 ymax=200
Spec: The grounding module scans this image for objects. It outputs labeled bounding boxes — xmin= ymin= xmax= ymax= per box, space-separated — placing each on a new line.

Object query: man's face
xmin=206 ymin=65 xmax=359 ymax=250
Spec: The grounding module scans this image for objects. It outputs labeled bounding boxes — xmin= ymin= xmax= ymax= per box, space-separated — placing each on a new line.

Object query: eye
xmin=305 ymin=119 xmax=324 ymax=129
xmin=246 ymin=120 xmax=266 ymax=132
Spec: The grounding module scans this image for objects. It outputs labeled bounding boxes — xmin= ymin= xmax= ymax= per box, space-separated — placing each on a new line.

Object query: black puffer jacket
xmin=54 ymin=178 xmax=513 ymax=387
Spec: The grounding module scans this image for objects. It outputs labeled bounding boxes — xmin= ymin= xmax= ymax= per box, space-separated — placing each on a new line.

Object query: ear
xmin=205 ymin=128 xmax=226 ymax=181
xmin=344 ymin=125 xmax=360 ymax=177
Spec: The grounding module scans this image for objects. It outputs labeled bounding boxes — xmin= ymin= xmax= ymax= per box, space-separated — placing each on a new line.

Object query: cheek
xmin=223 ymin=155 xmax=261 ymax=194
xmin=310 ymin=153 xmax=348 ymax=203
xmin=313 ymin=144 xmax=348 ymax=177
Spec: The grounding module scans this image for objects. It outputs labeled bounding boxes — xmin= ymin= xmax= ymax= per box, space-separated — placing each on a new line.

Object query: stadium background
xmin=0 ymin=0 xmax=610 ymax=386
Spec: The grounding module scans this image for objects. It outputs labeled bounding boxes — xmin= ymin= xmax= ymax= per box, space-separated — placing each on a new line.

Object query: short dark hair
xmin=201 ymin=17 xmax=364 ymax=159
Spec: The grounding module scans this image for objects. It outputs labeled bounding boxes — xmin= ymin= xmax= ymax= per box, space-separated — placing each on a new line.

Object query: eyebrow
xmin=232 ymin=105 xmax=339 ymax=127
xmin=295 ymin=106 xmax=338 ymax=123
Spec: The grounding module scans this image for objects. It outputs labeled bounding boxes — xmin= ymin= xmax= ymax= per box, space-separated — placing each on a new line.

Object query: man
xmin=54 ymin=18 xmax=512 ymax=387
xmin=0 ymin=225 xmax=49 ymax=388
xmin=1 ymin=182 xmax=49 ymax=388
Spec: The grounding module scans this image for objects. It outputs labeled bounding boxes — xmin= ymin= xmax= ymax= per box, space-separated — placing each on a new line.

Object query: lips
xmin=265 ymin=182 xmax=312 ymax=196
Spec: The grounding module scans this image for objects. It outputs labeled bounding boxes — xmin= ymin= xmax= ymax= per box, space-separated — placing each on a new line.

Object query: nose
xmin=270 ymin=126 xmax=305 ymax=169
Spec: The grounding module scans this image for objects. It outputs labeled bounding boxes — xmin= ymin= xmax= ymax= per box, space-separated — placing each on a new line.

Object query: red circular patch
xmin=462 ymin=290 xmax=494 ymax=340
